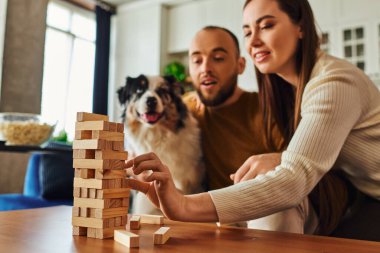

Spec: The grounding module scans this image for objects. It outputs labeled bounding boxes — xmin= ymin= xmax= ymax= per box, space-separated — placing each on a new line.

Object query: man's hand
xmin=230 ymin=153 xmax=282 ymax=184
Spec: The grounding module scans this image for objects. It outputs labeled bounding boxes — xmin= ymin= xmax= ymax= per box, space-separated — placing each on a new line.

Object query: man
xmin=184 ymin=26 xmax=283 ymax=191
xmin=183 ymin=26 xmax=321 ymax=234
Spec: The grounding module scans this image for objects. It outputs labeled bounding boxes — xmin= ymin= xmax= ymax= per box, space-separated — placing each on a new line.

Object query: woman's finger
xmin=234 ymin=160 xmax=252 ymax=184
xmin=133 ymin=160 xmax=166 ymax=175
xmin=239 ymin=169 xmax=257 ymax=183
xmin=125 ymin=178 xmax=151 ymax=194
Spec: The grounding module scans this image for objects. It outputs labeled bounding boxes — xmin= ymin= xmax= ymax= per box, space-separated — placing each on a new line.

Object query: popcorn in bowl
xmin=0 ymin=113 xmax=55 ymax=146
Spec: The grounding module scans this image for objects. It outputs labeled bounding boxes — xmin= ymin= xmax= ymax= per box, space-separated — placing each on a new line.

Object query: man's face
xmin=189 ymin=29 xmax=244 ymax=107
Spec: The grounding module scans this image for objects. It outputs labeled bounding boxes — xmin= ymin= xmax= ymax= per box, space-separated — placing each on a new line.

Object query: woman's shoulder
xmin=306 ymin=52 xmax=375 ymax=95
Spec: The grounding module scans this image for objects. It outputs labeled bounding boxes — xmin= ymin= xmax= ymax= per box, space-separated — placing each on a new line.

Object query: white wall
xmin=109 ymin=1 xmax=163 ymax=121
xmin=0 ymin=0 xmax=8 ymax=96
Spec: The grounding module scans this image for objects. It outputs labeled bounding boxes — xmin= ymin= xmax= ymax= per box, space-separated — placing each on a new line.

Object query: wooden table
xmin=0 ymin=206 xmax=379 ymax=253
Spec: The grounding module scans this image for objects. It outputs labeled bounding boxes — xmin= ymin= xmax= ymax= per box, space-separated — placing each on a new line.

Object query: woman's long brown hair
xmin=244 ymin=0 xmax=349 ymax=235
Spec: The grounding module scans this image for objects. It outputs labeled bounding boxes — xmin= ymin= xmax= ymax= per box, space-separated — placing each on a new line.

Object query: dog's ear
xmin=117 ymin=86 xmax=127 ymax=105
xmin=164 ymin=75 xmax=185 ymax=95
xmin=117 ymin=76 xmax=135 ymax=105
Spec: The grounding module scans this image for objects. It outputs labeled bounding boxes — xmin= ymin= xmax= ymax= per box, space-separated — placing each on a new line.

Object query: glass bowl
xmin=0 ymin=112 xmax=55 ymax=146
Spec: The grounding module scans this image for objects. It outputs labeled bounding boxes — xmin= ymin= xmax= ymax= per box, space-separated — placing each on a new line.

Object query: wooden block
xmin=128 ymin=215 xmax=140 ymax=230
xmin=73 ymin=149 xmax=95 ymax=159
xmin=95 ymin=169 xmax=126 ymax=180
xmin=140 ymin=214 xmax=164 ymax=225
xmin=80 ymin=207 xmax=88 ymax=217
xmin=73 ymin=159 xmax=125 ymax=170
xmin=109 ymin=122 xmax=117 ymax=132
xmin=90 ymin=207 xmax=129 ymax=219
xmin=74 ymin=198 xmax=107 ymax=209
xmin=116 ymin=123 xmax=124 ymax=133
xmin=92 ymin=130 xmax=124 ymax=142
xmin=72 ymin=217 xmax=105 ymax=228
xmin=95 ymin=150 xmax=128 ymax=160
xmin=72 ymin=217 xmax=117 ymax=229
xmin=74 ymin=130 xmax=92 ymax=140
xmin=96 ymin=188 xmax=130 ymax=199
xmin=72 ymin=207 xmax=80 ymax=217
xmin=122 ymin=216 xmax=128 ymax=225
xmin=72 ymin=139 xmax=107 ymax=150
xmin=86 ymin=226 xmax=124 ymax=239
xmin=72 ymin=226 xmax=87 ymax=236
xmin=89 ymin=188 xmax=97 ymax=199
xmin=113 ymin=141 xmax=124 ymax=151
xmin=73 ymin=187 xmax=81 ymax=198
xmin=77 ymin=112 xmax=109 ymax=122
xmin=114 ymin=230 xmax=139 ymax=248
xmin=115 ymin=216 xmax=122 ymax=226
xmin=154 ymin=227 xmax=170 ymax=245
xmin=75 ymin=121 xmax=110 ymax=131
xmin=80 ymin=188 xmax=89 ymax=198
xmin=74 ymin=168 xmax=95 ymax=179
xmin=74 ymin=197 xmax=124 ymax=209
xmin=74 ymin=178 xmax=103 ymax=189
xmin=122 ymin=198 xmax=129 ymax=207
xmin=87 ymin=227 xmax=97 ymax=238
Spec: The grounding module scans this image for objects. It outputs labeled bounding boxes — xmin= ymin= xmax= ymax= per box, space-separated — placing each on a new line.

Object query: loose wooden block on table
xmin=153 ymin=226 xmax=171 ymax=245
xmin=77 ymin=112 xmax=109 ymax=122
xmin=114 ymin=230 xmax=139 ymax=248
xmin=128 ymin=215 xmax=141 ymax=230
xmin=140 ymin=214 xmax=164 ymax=225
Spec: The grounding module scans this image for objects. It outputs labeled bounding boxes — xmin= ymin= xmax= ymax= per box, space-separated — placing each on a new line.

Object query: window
xmin=41 ymin=1 xmax=96 ymax=141
xmin=342 ymin=27 xmax=365 ymax=71
xmin=320 ymin=32 xmax=330 ymax=54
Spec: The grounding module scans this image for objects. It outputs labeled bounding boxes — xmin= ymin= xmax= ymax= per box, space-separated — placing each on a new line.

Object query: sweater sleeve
xmin=209 ymin=73 xmax=363 ymax=223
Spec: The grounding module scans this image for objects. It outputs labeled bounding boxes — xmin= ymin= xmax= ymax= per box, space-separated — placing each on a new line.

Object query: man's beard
xmin=196 ymin=75 xmax=238 ymax=107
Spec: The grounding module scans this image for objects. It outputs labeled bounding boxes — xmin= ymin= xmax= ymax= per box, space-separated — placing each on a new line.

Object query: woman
xmin=125 ymin=0 xmax=380 ymax=236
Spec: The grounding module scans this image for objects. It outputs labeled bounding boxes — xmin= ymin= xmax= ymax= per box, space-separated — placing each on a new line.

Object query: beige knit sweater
xmin=209 ymin=53 xmax=380 ymax=223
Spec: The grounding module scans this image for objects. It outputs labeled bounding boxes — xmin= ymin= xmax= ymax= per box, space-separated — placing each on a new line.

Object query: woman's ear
xmin=238 ymin=57 xmax=246 ymax=75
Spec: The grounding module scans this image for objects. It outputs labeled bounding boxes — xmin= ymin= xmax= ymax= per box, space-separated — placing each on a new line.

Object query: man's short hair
xmin=201 ymin=26 xmax=240 ymax=56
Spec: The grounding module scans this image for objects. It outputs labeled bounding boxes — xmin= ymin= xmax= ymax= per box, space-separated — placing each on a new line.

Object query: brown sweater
xmin=184 ymin=91 xmax=283 ymax=190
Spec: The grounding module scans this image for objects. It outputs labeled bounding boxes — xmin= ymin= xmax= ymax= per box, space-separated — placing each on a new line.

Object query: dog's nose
xmin=146 ymin=96 xmax=158 ymax=109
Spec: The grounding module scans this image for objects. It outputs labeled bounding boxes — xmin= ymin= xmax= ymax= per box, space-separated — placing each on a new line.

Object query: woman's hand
xmin=124 ymin=152 xmax=186 ymax=220
xmin=230 ymin=153 xmax=282 ymax=184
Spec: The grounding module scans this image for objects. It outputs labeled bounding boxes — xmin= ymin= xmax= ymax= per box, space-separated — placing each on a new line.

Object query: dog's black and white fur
xmin=117 ymin=74 xmax=204 ymax=214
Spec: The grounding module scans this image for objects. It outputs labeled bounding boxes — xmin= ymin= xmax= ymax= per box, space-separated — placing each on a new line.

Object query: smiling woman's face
xmin=243 ymin=0 xmax=303 ymax=80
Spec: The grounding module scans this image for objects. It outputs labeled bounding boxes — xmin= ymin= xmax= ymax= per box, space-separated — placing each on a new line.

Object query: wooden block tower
xmin=72 ymin=112 xmax=130 ymax=239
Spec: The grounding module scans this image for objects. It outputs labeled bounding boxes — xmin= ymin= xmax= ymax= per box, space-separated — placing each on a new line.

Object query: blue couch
xmin=0 ymin=153 xmax=73 ymax=211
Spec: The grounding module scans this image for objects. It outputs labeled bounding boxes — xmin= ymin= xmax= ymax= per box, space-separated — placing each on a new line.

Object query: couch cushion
xmin=39 ymin=153 xmax=74 ymax=200
xmin=0 ymin=194 xmax=72 ymax=211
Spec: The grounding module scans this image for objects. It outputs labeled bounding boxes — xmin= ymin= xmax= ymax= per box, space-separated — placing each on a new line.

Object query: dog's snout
xmin=146 ymin=96 xmax=158 ymax=108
